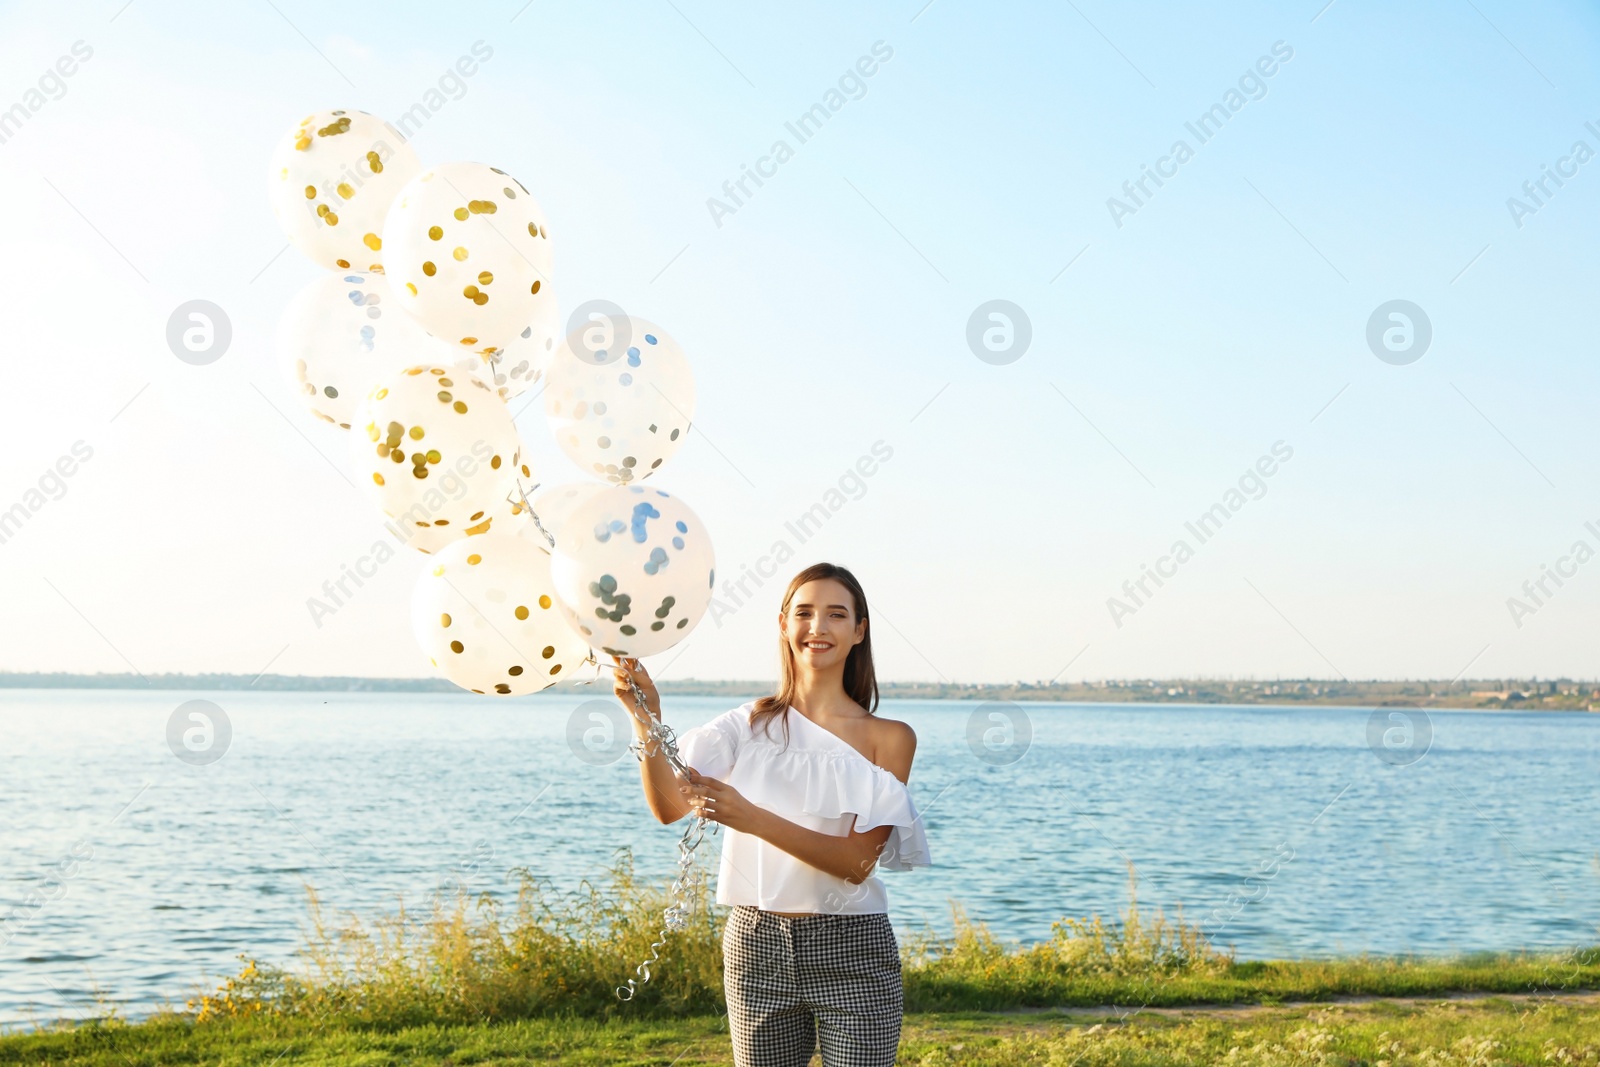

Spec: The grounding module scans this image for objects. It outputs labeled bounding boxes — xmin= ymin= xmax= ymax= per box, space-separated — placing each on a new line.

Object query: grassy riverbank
xmin=4 ymin=855 xmax=1597 ymax=1063
xmin=169 ymin=855 xmax=1600 ymax=1026
xmin=6 ymin=996 xmax=1600 ymax=1066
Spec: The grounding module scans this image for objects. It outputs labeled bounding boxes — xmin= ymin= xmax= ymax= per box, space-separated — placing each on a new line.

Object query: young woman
xmin=614 ymin=561 xmax=931 ymax=1067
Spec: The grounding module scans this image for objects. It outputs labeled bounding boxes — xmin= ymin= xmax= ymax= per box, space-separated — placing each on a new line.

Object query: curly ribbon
xmin=613 ymin=670 xmax=719 ymax=1001
xmin=506 ymin=477 xmax=718 ymax=1002
xmin=507 ymin=476 xmax=559 ymax=550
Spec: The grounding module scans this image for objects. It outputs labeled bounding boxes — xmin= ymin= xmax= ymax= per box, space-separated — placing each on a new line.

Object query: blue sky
xmin=1 ymin=0 xmax=1597 ymax=685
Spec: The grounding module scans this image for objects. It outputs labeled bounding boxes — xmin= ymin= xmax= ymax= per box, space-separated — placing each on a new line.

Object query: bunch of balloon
xmin=266 ymin=108 xmax=584 ymax=697
xmin=265 ymin=109 xmax=720 ymax=998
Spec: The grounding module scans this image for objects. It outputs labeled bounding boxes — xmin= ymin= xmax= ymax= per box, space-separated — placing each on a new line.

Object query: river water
xmin=2 ymin=689 xmax=1597 ymax=1027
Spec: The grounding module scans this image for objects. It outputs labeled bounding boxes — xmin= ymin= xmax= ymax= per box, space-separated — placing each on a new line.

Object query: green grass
xmin=3 ymin=851 xmax=1597 ymax=1063
xmin=147 ymin=852 xmax=1600 ymax=1027
xmin=4 ymin=998 xmax=1600 ymax=1065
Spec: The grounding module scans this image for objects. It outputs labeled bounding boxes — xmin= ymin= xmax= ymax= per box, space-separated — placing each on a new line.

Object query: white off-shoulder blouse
xmin=675 ymin=701 xmax=933 ymax=914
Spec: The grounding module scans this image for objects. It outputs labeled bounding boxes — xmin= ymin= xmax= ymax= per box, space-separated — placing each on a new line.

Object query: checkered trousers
xmin=721 ymin=905 xmax=904 ymax=1067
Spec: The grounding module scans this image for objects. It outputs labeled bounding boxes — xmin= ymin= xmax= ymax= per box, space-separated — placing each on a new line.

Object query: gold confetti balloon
xmin=411 ymin=528 xmax=593 ymax=696
xmin=267 ymin=109 xmax=420 ymax=272
xmin=382 ymin=160 xmax=555 ymax=357
xmin=278 ymin=272 xmax=452 ymax=430
xmin=548 ymin=485 xmax=716 ymax=659
xmin=350 ymin=364 xmax=529 ymax=555
xmin=543 ymin=318 xmax=695 ymax=485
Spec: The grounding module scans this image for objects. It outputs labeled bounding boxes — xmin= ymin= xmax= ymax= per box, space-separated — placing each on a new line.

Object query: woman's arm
xmin=747 ymin=808 xmax=893 ymax=885
xmin=614 ymin=658 xmax=693 ymax=825
xmin=638 ymin=727 xmax=694 ymax=825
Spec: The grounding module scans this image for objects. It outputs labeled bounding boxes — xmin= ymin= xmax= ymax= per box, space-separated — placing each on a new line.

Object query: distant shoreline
xmin=2 ymin=672 xmax=1597 ymax=711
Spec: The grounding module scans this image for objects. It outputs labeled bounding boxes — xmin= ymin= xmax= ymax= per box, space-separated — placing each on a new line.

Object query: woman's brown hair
xmin=750 ymin=562 xmax=879 ymax=748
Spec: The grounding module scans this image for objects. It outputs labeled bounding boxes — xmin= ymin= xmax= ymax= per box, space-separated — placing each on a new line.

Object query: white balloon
xmin=279 ymin=272 xmax=451 ymax=429
xmin=350 ymin=364 xmax=530 ymax=555
xmin=412 ymin=530 xmax=593 ymax=696
xmin=266 ymin=109 xmax=420 ymax=272
xmin=382 ymin=161 xmax=555 ymax=358
xmin=543 ymin=318 xmax=695 ymax=485
xmin=548 ymin=485 xmax=715 ymax=658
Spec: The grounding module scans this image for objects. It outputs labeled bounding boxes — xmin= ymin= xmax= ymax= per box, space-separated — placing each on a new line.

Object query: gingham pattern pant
xmin=721 ymin=905 xmax=904 ymax=1067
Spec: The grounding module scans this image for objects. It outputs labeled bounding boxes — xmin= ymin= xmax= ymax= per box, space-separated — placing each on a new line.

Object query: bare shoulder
xmin=869 ymin=716 xmax=916 ymax=748
xmin=868 ymin=716 xmax=917 ymax=783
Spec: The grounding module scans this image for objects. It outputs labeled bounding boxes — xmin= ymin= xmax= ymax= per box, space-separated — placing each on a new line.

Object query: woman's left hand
xmin=681 ymin=770 xmax=764 ymax=834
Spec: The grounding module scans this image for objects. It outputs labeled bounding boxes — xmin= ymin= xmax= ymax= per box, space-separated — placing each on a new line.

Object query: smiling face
xmin=781 ymin=577 xmax=866 ymax=673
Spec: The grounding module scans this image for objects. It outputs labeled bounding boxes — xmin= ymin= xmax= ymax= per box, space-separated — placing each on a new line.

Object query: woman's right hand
xmin=612 ymin=656 xmax=662 ymax=724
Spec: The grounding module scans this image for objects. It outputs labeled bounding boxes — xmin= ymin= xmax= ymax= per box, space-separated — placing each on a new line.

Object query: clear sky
xmin=1 ymin=0 xmax=1597 ymax=686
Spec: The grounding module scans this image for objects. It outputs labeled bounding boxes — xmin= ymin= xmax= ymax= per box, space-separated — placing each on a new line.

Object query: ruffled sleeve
xmin=674 ymin=705 xmax=747 ymax=781
xmin=796 ymin=752 xmax=933 ymax=872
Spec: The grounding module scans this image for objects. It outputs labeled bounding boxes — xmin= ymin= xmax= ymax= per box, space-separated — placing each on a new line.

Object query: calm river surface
xmin=2 ymin=690 xmax=1597 ymax=1027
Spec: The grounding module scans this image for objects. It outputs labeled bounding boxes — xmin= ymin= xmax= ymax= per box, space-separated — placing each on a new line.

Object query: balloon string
xmin=506 ymin=472 xmax=711 ymax=999
xmin=612 ymin=666 xmax=719 ymax=1001
xmin=484 ymin=345 xmax=506 ymax=392
xmin=507 ymin=478 xmax=557 ymax=549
